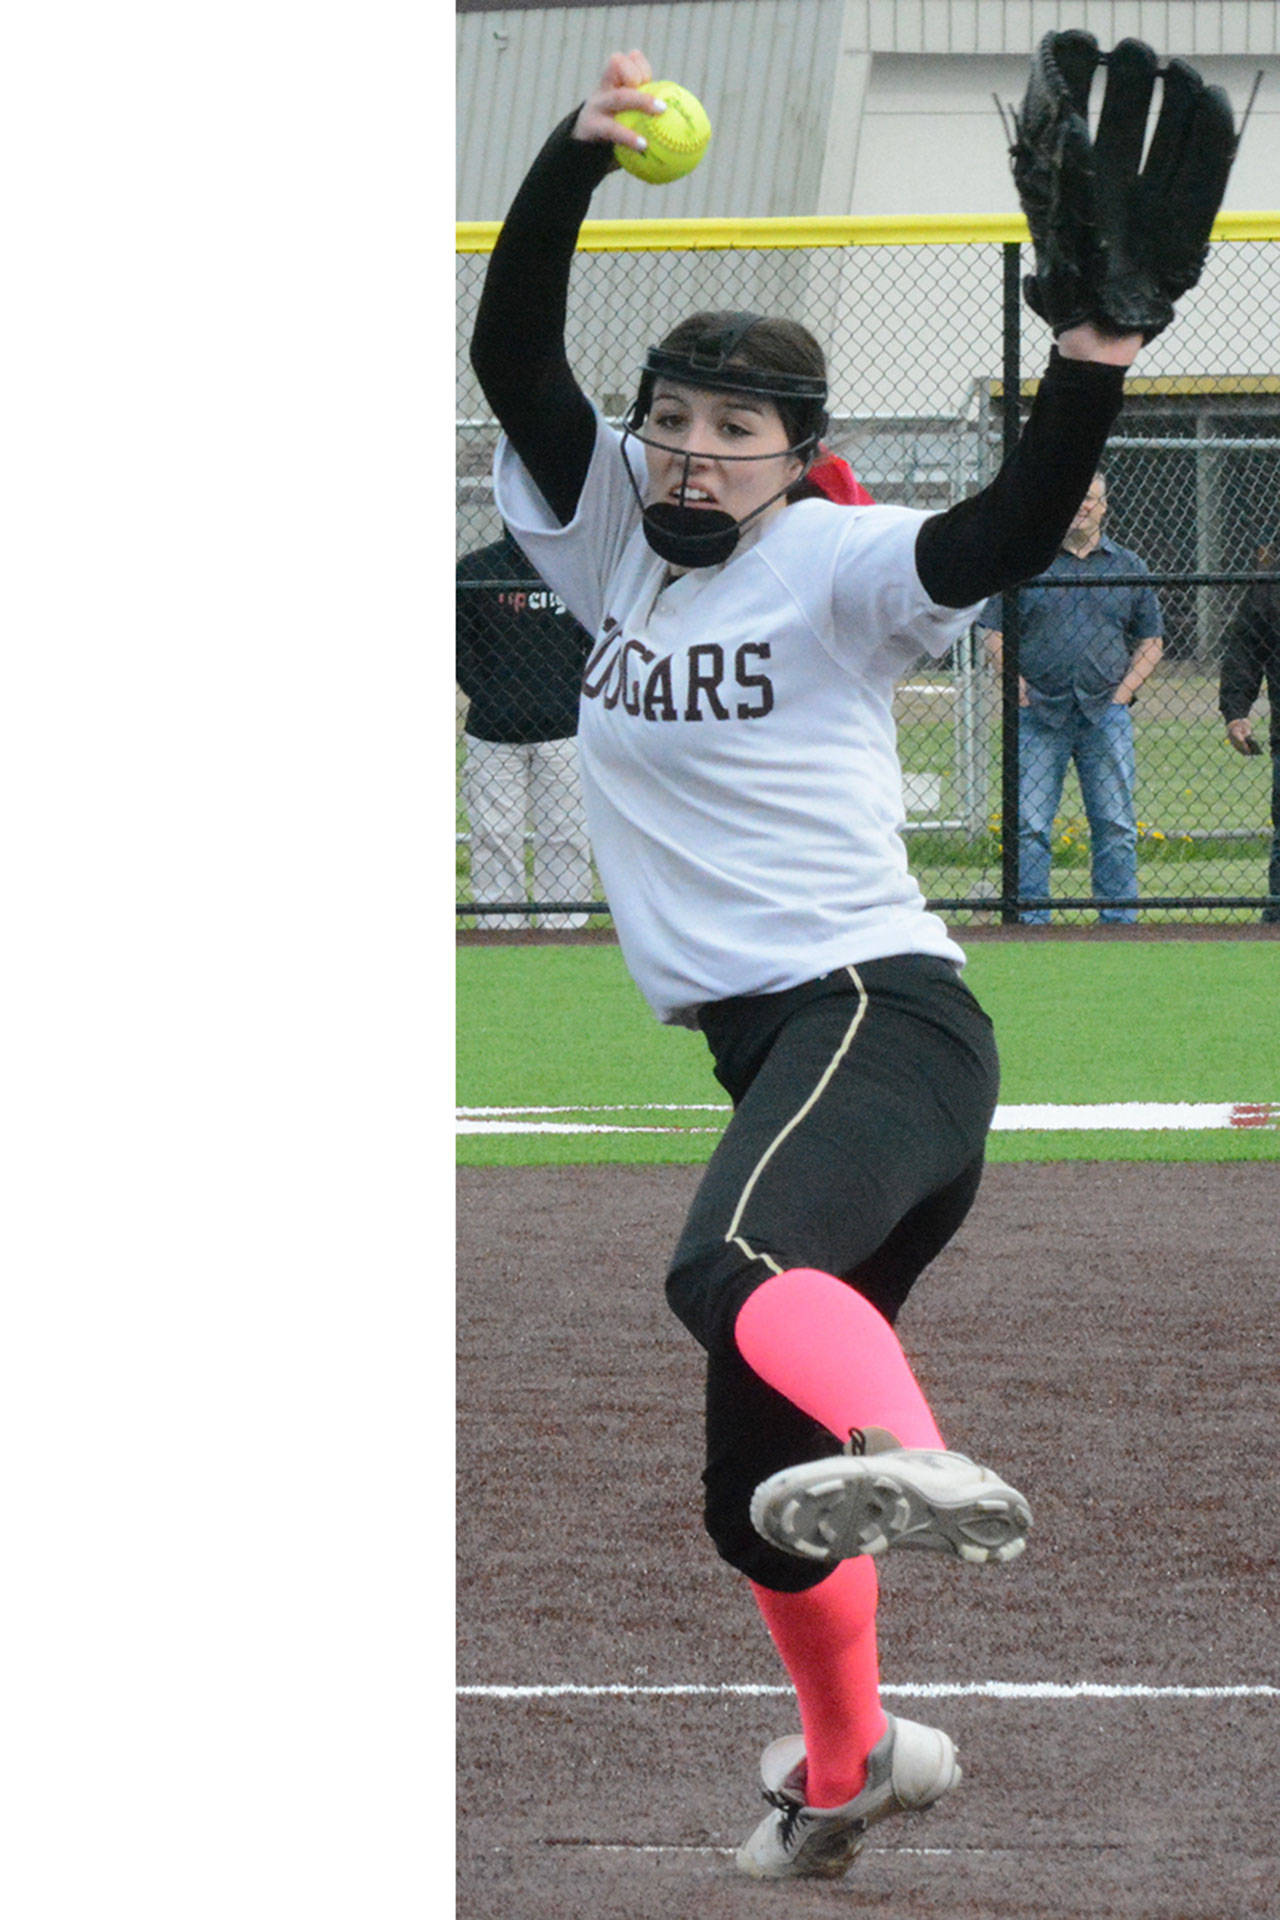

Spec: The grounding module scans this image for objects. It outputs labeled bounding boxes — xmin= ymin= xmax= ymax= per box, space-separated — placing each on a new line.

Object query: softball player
xmin=470 ymin=42 xmax=1233 ymax=1881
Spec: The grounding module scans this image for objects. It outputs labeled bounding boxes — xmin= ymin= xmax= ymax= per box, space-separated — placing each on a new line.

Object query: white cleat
xmin=750 ymin=1445 xmax=1032 ymax=1566
xmin=735 ymin=1714 xmax=961 ymax=1881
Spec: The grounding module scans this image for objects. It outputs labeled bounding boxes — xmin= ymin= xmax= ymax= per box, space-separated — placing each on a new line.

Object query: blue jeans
xmin=1018 ymin=703 xmax=1137 ymax=923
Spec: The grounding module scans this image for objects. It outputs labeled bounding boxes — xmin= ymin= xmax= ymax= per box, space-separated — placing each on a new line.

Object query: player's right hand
xmin=572 ymin=50 xmax=664 ymax=153
xmin=1226 ymin=718 xmax=1262 ymax=755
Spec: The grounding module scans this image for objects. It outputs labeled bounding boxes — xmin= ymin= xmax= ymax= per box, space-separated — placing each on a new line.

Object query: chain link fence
xmin=456 ymin=221 xmax=1280 ymax=927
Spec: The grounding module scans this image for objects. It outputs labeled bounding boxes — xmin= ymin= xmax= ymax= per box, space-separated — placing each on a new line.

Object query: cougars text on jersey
xmin=581 ymin=616 xmax=774 ymax=723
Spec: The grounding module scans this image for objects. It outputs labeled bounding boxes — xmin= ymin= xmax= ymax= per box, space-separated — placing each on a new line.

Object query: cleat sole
xmin=751 ymin=1449 xmax=1032 ymax=1568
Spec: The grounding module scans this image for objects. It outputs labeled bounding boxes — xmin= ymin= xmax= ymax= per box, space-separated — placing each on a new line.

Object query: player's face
xmin=643 ymin=382 xmax=803 ymax=530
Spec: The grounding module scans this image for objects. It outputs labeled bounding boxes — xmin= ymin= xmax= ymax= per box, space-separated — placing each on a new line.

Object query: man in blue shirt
xmin=978 ymin=473 xmax=1164 ymax=923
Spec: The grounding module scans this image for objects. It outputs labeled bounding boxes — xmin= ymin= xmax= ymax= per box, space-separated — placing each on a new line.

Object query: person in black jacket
xmin=456 ymin=529 xmax=594 ymax=927
xmin=1218 ymin=542 xmax=1280 ymax=922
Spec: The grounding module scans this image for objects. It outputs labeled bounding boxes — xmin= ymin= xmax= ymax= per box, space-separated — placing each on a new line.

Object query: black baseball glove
xmin=1010 ymin=31 xmax=1237 ymax=341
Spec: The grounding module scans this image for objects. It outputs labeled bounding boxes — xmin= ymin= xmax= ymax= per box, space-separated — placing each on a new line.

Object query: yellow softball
xmin=614 ymin=81 xmax=712 ymax=185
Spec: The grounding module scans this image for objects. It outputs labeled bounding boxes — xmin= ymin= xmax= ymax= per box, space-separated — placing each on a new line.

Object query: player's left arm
xmin=915 ymin=345 xmax=1132 ymax=609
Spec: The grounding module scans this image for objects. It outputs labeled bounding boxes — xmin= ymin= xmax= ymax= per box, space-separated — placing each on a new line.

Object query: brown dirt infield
xmin=457 ymin=1161 xmax=1280 ymax=1920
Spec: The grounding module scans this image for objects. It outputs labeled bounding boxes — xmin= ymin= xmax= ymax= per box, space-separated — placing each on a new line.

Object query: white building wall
xmin=458 ymin=3 xmax=1280 ymax=219
xmin=853 ymin=51 xmax=1280 ymax=214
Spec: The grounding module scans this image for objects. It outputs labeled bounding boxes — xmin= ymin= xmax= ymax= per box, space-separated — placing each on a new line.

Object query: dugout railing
xmin=456 ymin=213 xmax=1280 ymax=928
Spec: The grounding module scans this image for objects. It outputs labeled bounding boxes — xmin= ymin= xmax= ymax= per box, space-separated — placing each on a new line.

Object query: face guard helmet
xmin=620 ymin=312 xmax=829 ymax=569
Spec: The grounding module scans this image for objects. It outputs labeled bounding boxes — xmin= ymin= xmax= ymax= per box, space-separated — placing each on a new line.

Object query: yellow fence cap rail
xmin=458 ymin=210 xmax=1280 ymax=254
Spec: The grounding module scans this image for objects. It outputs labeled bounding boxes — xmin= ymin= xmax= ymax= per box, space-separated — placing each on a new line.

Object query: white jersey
xmin=494 ymin=410 xmax=980 ymax=1026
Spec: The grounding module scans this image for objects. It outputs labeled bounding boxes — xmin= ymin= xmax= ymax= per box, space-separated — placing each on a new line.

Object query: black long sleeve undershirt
xmin=470 ymin=113 xmax=606 ymax=526
xmin=913 ymin=351 xmax=1125 ymax=606
xmin=470 ymin=115 xmax=1129 ymax=604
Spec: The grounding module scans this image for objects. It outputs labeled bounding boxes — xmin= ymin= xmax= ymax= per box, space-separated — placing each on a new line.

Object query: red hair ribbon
xmin=802 ymin=447 xmax=874 ymax=505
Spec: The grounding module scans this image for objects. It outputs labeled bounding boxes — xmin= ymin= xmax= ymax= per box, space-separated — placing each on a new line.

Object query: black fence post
xmin=999 ymin=241 xmax=1023 ymax=924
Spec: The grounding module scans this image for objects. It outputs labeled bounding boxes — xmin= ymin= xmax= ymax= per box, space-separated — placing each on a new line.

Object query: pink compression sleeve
xmin=750 ymin=1559 xmax=887 ymax=1806
xmin=733 ymin=1267 xmax=944 ymax=1450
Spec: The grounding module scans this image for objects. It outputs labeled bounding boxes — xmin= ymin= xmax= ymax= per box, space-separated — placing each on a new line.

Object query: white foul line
xmin=457 ymin=1100 xmax=1279 ymax=1135
xmin=572 ymin=1842 xmax=1006 ymax=1858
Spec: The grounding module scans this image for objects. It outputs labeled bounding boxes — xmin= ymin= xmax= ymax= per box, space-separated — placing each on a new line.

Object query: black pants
xmin=1266 ymin=750 xmax=1280 ymax=921
xmin=665 ymin=955 xmax=1000 ymax=1591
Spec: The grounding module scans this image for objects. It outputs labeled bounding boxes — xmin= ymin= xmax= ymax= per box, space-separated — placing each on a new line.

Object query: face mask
xmin=621 ymin=314 xmax=828 ymax=571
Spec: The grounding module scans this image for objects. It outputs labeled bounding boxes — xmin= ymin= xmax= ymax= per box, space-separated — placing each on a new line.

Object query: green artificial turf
xmin=456 ymin=939 xmax=1279 ymax=1166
